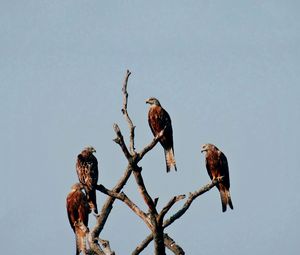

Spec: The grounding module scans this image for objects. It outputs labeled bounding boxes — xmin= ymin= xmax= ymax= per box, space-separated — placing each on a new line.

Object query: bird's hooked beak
xmin=201 ymin=145 xmax=207 ymax=153
xmin=145 ymin=99 xmax=150 ymax=104
xmin=87 ymin=146 xmax=96 ymax=153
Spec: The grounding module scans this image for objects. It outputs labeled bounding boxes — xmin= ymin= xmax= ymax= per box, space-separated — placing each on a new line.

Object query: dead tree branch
xmin=88 ymin=70 xmax=223 ymax=255
xmin=157 ymin=194 xmax=186 ymax=226
xmin=115 ymin=70 xmax=167 ymax=254
xmin=113 ymin=123 xmax=131 ymax=160
xmin=88 ymin=236 xmax=105 ymax=255
xmin=131 ymin=233 xmax=184 ymax=255
xmin=131 ymin=234 xmax=152 ymax=255
xmin=89 ymin=166 xmax=132 ymax=253
xmin=132 ymin=169 xmax=158 ymax=215
xmin=137 ymin=128 xmax=165 ymax=161
xmin=121 ymin=69 xmax=135 ymax=154
xmin=164 ymin=233 xmax=185 ymax=255
xmin=97 ymin=184 xmax=152 ymax=230
xmin=90 ymin=70 xmax=166 ymax=254
xmin=132 ymin=178 xmax=221 ymax=254
xmin=90 ymin=77 xmax=138 ymax=244
xmin=132 ymin=168 xmax=166 ymax=255
xmin=163 ymin=178 xmax=221 ymax=228
xmin=98 ymin=239 xmax=115 ymax=255
xmin=87 ymin=238 xmax=115 ymax=255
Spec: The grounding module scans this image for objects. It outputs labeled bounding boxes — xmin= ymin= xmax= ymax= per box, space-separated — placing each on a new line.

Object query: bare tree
xmin=70 ymin=70 xmax=222 ymax=255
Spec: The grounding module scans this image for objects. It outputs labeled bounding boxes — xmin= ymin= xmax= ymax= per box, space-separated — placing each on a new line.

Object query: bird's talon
xmin=93 ymin=212 xmax=99 ymax=217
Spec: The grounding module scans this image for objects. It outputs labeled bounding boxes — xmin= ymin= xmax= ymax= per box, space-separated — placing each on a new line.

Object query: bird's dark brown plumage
xmin=66 ymin=183 xmax=90 ymax=255
xmin=146 ymin=97 xmax=177 ymax=172
xmin=201 ymin=143 xmax=233 ymax=212
xmin=76 ymin=146 xmax=99 ymax=214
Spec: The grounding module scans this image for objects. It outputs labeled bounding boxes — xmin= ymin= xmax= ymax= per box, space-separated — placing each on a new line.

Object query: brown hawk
xmin=201 ymin=143 xmax=233 ymax=212
xmin=66 ymin=183 xmax=90 ymax=255
xmin=146 ymin=97 xmax=177 ymax=172
xmin=76 ymin=146 xmax=99 ymax=214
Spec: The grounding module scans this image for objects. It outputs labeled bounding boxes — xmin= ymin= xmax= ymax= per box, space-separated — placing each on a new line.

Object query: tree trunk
xmin=153 ymin=222 xmax=166 ymax=255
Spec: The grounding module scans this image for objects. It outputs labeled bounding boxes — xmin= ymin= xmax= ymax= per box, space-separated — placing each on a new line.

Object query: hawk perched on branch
xmin=146 ymin=97 xmax=177 ymax=172
xmin=76 ymin=146 xmax=99 ymax=214
xmin=201 ymin=143 xmax=233 ymax=212
xmin=66 ymin=183 xmax=90 ymax=255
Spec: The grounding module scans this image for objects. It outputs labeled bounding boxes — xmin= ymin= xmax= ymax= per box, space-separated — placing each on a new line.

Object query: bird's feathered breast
xmin=66 ymin=188 xmax=89 ymax=232
xmin=205 ymin=150 xmax=230 ymax=188
xmin=76 ymin=153 xmax=98 ymax=190
xmin=148 ymin=105 xmax=173 ymax=146
xmin=205 ymin=150 xmax=220 ymax=170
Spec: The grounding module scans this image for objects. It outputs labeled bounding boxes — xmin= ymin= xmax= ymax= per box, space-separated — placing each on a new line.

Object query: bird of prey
xmin=76 ymin=146 xmax=99 ymax=214
xmin=146 ymin=97 xmax=177 ymax=172
xmin=66 ymin=183 xmax=90 ymax=255
xmin=201 ymin=143 xmax=233 ymax=212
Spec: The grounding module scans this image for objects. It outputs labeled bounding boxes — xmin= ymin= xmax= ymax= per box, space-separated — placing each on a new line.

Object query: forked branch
xmin=89 ymin=71 xmax=136 ymax=249
xmin=132 ymin=178 xmax=222 ymax=254
xmin=163 ymin=178 xmax=221 ymax=228
xmin=96 ymin=184 xmax=152 ymax=230
xmin=157 ymin=194 xmax=186 ymax=225
xmin=132 ymin=169 xmax=158 ymax=215
xmin=89 ymin=165 xmax=132 ymax=249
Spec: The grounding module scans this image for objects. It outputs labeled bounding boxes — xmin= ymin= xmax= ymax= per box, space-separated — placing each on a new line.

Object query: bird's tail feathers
xmin=75 ymin=234 xmax=80 ymax=255
xmin=87 ymin=190 xmax=98 ymax=214
xmin=165 ymin=148 xmax=177 ymax=172
xmin=75 ymin=221 xmax=88 ymax=255
xmin=227 ymin=190 xmax=234 ymax=210
xmin=219 ymin=185 xmax=233 ymax=212
xmin=75 ymin=233 xmax=87 ymax=255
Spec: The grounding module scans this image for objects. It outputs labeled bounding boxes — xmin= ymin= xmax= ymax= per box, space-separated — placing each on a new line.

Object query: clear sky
xmin=1 ymin=1 xmax=299 ymax=254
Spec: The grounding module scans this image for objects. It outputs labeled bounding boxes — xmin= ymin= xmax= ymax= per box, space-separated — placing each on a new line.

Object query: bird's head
xmin=83 ymin=146 xmax=96 ymax=154
xmin=201 ymin=143 xmax=216 ymax=153
xmin=146 ymin=97 xmax=161 ymax=106
xmin=70 ymin=183 xmax=83 ymax=192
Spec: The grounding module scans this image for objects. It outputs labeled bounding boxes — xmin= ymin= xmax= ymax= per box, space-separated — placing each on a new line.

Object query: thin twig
xmin=121 ymin=69 xmax=135 ymax=154
xmin=113 ymin=123 xmax=131 ymax=160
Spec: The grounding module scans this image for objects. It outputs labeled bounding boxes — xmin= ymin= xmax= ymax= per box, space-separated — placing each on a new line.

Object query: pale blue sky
xmin=1 ymin=1 xmax=299 ymax=254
